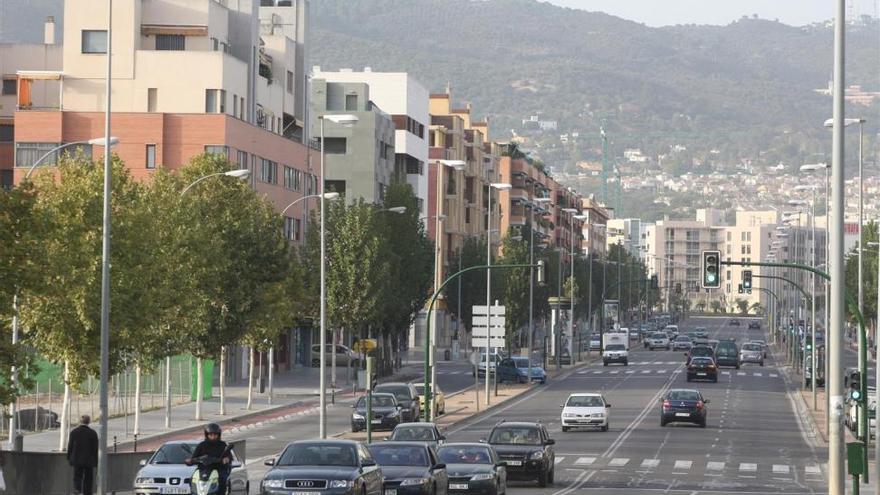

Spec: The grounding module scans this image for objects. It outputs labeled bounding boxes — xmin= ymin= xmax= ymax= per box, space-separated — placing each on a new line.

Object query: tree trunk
xmin=219 ymin=347 xmax=226 ymax=415
xmin=195 ymin=357 xmax=204 ymax=420
xmin=246 ymin=347 xmax=255 ymax=410
xmin=133 ymin=364 xmax=142 ymax=436
xmin=58 ymin=361 xmax=70 ymax=451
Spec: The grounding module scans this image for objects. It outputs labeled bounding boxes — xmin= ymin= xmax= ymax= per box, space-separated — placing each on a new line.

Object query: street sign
xmin=469 ymin=350 xmax=481 ymax=366
xmin=472 ymin=315 xmax=506 ymax=327
xmin=472 ymin=305 xmax=506 ymax=316
xmin=472 ymin=337 xmax=505 ymax=348
xmin=472 ymin=326 xmax=505 ymax=338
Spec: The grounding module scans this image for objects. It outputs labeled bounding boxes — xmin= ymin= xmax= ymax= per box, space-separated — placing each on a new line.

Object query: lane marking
xmin=739 ymin=463 xmax=757 ymax=472
xmin=640 ymin=459 xmax=660 ymax=468
xmin=707 ymin=461 xmax=725 ymax=471
xmin=608 ymin=457 xmax=629 ymax=467
xmin=805 ymin=464 xmax=822 ymax=475
xmin=772 ymin=464 xmax=791 ymax=474
xmin=753 ymin=372 xmax=762 ymax=377
xmin=555 ymin=456 xmax=565 ymax=465
xmin=574 ymin=456 xmax=596 ymax=466
xmin=673 ymin=460 xmax=692 ymax=470
xmin=770 ymin=373 xmax=779 ymax=378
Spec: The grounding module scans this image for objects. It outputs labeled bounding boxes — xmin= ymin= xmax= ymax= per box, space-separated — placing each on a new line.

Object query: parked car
xmin=497 ymin=357 xmax=547 ymax=384
xmin=387 ymin=423 xmax=446 ymax=448
xmin=351 ymin=393 xmax=403 ymax=432
xmin=261 ymin=440 xmax=383 ymax=495
xmin=475 ymin=352 xmax=503 ymax=377
xmin=413 ymin=383 xmax=446 ymax=417
xmin=436 ymin=444 xmax=506 ymax=495
xmin=311 ymin=344 xmax=358 ymax=368
xmin=660 ymin=389 xmax=709 ymax=428
xmin=16 ymin=407 xmax=60 ymax=431
xmin=368 ymin=442 xmax=449 ymax=495
xmin=560 ymin=393 xmax=610 ymax=432
xmin=485 ymin=422 xmax=555 ymax=487
xmin=686 ymin=357 xmax=718 ymax=383
xmin=133 ymin=440 xmax=249 ymax=494
xmin=374 ymin=383 xmax=422 ymax=423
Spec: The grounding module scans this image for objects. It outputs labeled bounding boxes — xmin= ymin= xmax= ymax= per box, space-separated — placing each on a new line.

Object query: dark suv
xmin=485 ymin=422 xmax=555 ymax=487
xmin=714 ymin=340 xmax=740 ymax=369
xmin=374 ymin=382 xmax=421 ymax=422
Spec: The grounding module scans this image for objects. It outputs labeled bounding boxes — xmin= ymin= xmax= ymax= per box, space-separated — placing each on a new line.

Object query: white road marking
xmin=641 ymin=370 xmax=651 ymax=374
xmin=640 ymin=459 xmax=660 ymax=468
xmin=753 ymin=372 xmax=762 ymax=377
xmin=657 ymin=370 xmax=667 ymax=373
xmin=806 ymin=464 xmax=822 ymax=475
xmin=625 ymin=370 xmax=635 ymax=374
xmin=739 ymin=463 xmax=757 ymax=472
xmin=722 ymin=371 xmax=730 ymax=375
xmin=555 ymin=457 xmax=565 ymax=465
xmin=772 ymin=464 xmax=791 ymax=474
xmin=666 ymin=361 xmax=678 ymax=365
xmin=593 ymin=370 xmax=603 ymax=374
xmin=574 ymin=456 xmax=596 ymax=466
xmin=608 ymin=458 xmax=629 ymax=467
xmin=707 ymin=461 xmax=725 ymax=471
xmin=737 ymin=371 xmax=746 ymax=376
xmin=610 ymin=371 xmax=619 ymax=374
xmin=673 ymin=460 xmax=692 ymax=470
xmin=770 ymin=373 xmax=779 ymax=378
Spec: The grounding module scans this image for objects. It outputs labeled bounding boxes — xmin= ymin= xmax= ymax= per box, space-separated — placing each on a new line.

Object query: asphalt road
xmin=442 ymin=316 xmax=826 ymax=494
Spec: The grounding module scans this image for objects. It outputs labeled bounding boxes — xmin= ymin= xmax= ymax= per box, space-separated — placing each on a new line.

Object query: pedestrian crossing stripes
xmin=553 ymin=456 xmax=822 ymax=477
xmin=575 ymin=369 xmax=778 ymax=378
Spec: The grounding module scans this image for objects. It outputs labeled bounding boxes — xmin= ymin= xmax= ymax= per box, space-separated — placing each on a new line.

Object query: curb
xmin=770 ymin=343 xmax=825 ymax=447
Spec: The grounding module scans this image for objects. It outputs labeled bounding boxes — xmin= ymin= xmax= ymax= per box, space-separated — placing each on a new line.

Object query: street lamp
xmin=867 ymin=239 xmax=880 ymax=489
xmin=24 ymin=137 xmax=120 ymax=180
xmin=484 ymin=182 xmax=511 ymax=405
xmin=180 ymin=169 xmax=251 ymax=195
xmin=318 ymin=113 xmax=359 ymax=438
xmin=527 ymin=197 xmax=552 ymax=364
xmin=282 ymin=192 xmax=341 ymax=215
xmin=790 ymin=194 xmax=819 ymax=411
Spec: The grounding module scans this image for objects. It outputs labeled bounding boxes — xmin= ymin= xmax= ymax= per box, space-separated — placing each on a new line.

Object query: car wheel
xmin=712 ymin=377 xmax=718 ymax=383
xmin=549 ymin=466 xmax=555 ymax=484
xmin=760 ymin=361 xmax=764 ymax=367
xmin=538 ymin=469 xmax=549 ymax=487
xmin=603 ymin=361 xmax=608 ymax=367
xmin=660 ymin=418 xmax=667 ymax=427
xmin=562 ymin=426 xmax=569 ymax=432
xmin=736 ymin=364 xmax=740 ymax=370
xmin=601 ymin=423 xmax=609 ymax=432
xmin=700 ymin=419 xmax=707 ymax=428
xmin=623 ymin=360 xmax=628 ymax=366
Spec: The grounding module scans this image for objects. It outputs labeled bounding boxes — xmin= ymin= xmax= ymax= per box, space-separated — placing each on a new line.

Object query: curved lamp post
xmin=24 ymin=137 xmax=119 ymax=180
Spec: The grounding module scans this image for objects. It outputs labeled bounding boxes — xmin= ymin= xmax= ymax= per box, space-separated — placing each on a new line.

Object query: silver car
xmin=133 ymin=440 xmax=249 ymax=494
xmin=739 ymin=343 xmax=764 ymax=366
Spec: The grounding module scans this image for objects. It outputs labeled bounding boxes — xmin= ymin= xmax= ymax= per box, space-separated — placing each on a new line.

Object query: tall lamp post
xmin=527 ymin=197 xmax=551 ymax=364
xmin=867 ymin=240 xmax=880 ymax=493
xmin=318 ymin=114 xmax=359 ymax=438
xmin=485 ymin=182 xmax=511 ymax=405
xmin=791 ymin=192 xmax=818 ymax=411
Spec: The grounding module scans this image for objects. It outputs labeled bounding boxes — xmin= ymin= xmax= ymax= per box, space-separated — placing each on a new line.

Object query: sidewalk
xmin=19 ymin=362 xmax=425 ymax=453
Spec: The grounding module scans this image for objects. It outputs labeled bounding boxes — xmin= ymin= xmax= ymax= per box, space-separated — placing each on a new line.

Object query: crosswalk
xmin=573 ymin=368 xmax=778 ymax=378
xmin=552 ymin=455 xmax=824 ymax=478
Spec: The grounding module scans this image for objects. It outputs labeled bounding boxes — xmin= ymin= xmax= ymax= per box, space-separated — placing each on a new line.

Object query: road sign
xmin=472 ymin=326 xmax=505 ymax=338
xmin=472 ymin=305 xmax=506 ymax=316
xmin=472 ymin=337 xmax=505 ymax=348
xmin=472 ymin=315 xmax=506 ymax=327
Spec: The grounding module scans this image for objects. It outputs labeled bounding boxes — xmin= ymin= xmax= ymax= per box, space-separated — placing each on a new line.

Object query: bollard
xmin=133 ymin=433 xmax=138 ymax=452
xmin=113 ymin=436 xmax=117 ymax=453
xmin=12 ymin=434 xmax=22 ymax=452
xmin=332 ymin=388 xmax=336 ymax=405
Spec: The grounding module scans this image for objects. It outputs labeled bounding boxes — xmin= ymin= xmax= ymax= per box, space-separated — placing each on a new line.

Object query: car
xmin=686 ymin=357 xmax=718 ymax=383
xmin=134 ymin=440 xmax=249 ymax=494
xmin=485 ymin=422 xmax=555 ymax=487
xmin=351 ymin=393 xmax=403 ymax=432
xmin=714 ymin=340 xmax=740 ymax=369
xmin=707 ymin=339 xmax=720 ymax=352
xmin=497 ymin=357 xmax=547 ymax=384
xmin=16 ymin=407 xmax=60 ymax=431
xmin=261 ymin=440 xmax=383 ymax=495
xmin=413 ymin=383 xmax=446 ymax=417
xmin=805 ymin=355 xmax=825 ymax=388
xmin=749 ymin=340 xmax=768 ymax=358
xmin=660 ymin=389 xmax=709 ymax=428
xmin=374 ymin=383 xmax=422 ymax=423
xmin=368 ymin=442 xmax=449 ymax=495
xmin=388 ymin=423 xmax=446 ymax=448
xmin=739 ymin=343 xmax=764 ymax=366
xmin=602 ymin=342 xmax=629 ymax=366
xmin=589 ymin=335 xmax=602 ymax=351
xmin=475 ymin=353 xmax=502 ymax=377
xmin=436 ymin=443 xmax=506 ymax=495
xmin=694 ymin=327 xmax=709 ymax=339
xmin=729 ymin=319 xmax=741 ymax=326
xmin=686 ymin=345 xmax=715 ymax=365
xmin=312 ymin=344 xmax=359 ymax=368
xmin=559 ymin=393 xmax=611 ymax=432
xmin=672 ymin=335 xmax=693 ymax=351
xmin=748 ymin=321 xmax=761 ymax=329
xmin=845 ymin=389 xmax=876 ymax=436
xmin=647 ymin=332 xmax=670 ymax=350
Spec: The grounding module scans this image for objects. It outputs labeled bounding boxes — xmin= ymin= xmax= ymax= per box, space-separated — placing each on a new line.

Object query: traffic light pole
xmin=752 ymin=274 xmax=810 ymax=373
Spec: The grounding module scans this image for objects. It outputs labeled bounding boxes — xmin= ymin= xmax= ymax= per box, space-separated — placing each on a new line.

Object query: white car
xmin=647 ymin=332 xmax=670 ymax=350
xmin=560 ymin=393 xmax=611 ymax=432
xmin=475 ymin=352 xmax=502 ymax=376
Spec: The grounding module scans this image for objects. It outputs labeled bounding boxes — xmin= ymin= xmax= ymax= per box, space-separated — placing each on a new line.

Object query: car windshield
xmin=376 ymin=386 xmax=411 ymax=401
xmin=277 ymin=444 xmax=358 ymax=467
xmin=742 ymin=344 xmax=761 ymax=351
xmin=390 ymin=426 xmax=437 ymax=441
xmin=513 ymin=358 xmax=530 ymax=368
xmin=651 ymin=333 xmax=666 ymax=338
xmin=566 ymin=396 xmax=604 ymax=407
xmin=356 ymin=395 xmax=396 ymax=408
xmin=676 ymin=336 xmax=691 ymax=342
xmin=716 ymin=345 xmax=737 ymax=356
xmin=489 ymin=426 xmax=542 ymax=445
xmin=691 ymin=358 xmax=713 ymax=366
xmin=605 ymin=344 xmax=625 ymax=350
xmin=667 ymin=390 xmax=701 ymax=401
xmin=151 ymin=443 xmax=196 ymax=464
xmin=437 ymin=446 xmax=492 ymax=465
xmin=691 ymin=347 xmax=712 ymax=355
xmin=368 ymin=445 xmax=429 ymax=466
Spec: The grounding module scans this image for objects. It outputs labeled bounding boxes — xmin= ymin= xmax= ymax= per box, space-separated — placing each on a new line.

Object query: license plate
xmin=385 ymin=490 xmax=397 ymax=495
xmin=505 ymin=460 xmax=523 ymax=466
xmin=371 ymin=419 xmax=383 ymax=424
xmin=292 ymin=492 xmax=317 ymax=495
xmin=697 ymin=372 xmax=707 ymax=376
xmin=450 ymin=484 xmax=469 ymax=490
xmin=675 ymin=412 xmax=691 ymax=417
xmin=161 ymin=489 xmax=190 ymax=495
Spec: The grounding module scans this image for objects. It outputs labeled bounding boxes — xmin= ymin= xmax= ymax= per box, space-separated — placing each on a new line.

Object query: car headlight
xmin=330 ymin=480 xmax=354 ymax=488
xmin=529 ymin=451 xmax=544 ymax=460
xmin=353 ymin=413 xmax=365 ymax=420
xmin=262 ymin=479 xmax=285 ymax=489
xmin=400 ymin=478 xmax=431 ymax=486
xmin=470 ymin=473 xmax=495 ymax=481
xmin=563 ymin=412 xmax=576 ymax=418
xmin=591 ymin=413 xmax=605 ymax=418
xmin=135 ymin=477 xmax=156 ymax=484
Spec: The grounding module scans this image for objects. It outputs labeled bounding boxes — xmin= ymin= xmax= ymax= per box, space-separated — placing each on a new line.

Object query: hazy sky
xmin=545 ymin=0 xmax=874 ymax=27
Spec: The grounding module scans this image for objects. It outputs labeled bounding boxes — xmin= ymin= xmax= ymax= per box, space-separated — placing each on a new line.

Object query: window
xmin=233 ymin=94 xmax=238 ymax=118
xmin=284 ymin=217 xmax=302 ymax=242
xmin=325 ymin=180 xmax=346 ymax=196
xmin=283 ymin=166 xmax=302 ymax=191
xmin=15 ymin=142 xmax=61 ymax=168
xmin=2 ymin=78 xmax=16 ymax=95
xmin=726 ymin=270 xmax=731 ymax=281
xmin=211 ymin=37 xmax=219 ymax=51
xmin=0 ymin=124 xmax=13 ymax=142
xmin=237 ymin=150 xmax=248 ymax=170
xmin=204 ymin=145 xmax=228 ymax=158
xmin=239 ymin=97 xmax=246 ymax=119
xmin=379 ymin=141 xmax=387 ymax=159
xmin=205 ymin=89 xmax=226 ymax=113
xmin=322 ymin=137 xmax=347 ymax=154
xmin=145 ymin=144 xmax=156 ymax=169
xmin=345 ymin=94 xmax=358 ymax=111
xmin=156 ymin=34 xmax=185 ymax=51
xmin=726 ymin=231 xmax=732 ymax=241
xmin=147 ymin=88 xmax=157 ymax=112
xmin=260 ymin=158 xmax=278 ymax=184
xmin=81 ymin=30 xmax=107 ymax=53
xmin=287 ymin=71 xmax=294 ymax=94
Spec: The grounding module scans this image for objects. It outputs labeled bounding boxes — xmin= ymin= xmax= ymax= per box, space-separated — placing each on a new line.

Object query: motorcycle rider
xmin=186 ymin=423 xmax=232 ymax=493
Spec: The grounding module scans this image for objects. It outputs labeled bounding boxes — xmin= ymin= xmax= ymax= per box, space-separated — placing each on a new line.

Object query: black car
xmin=369 ymin=442 xmax=448 ymax=495
xmin=729 ymin=319 xmax=741 ymax=326
xmin=388 ymin=423 xmax=446 ymax=448
xmin=261 ymin=440 xmax=383 ymax=495
xmin=436 ymin=443 xmax=506 ymax=495
xmin=375 ymin=383 xmax=422 ymax=423
xmin=686 ymin=357 xmax=718 ymax=383
xmin=685 ymin=345 xmax=715 ymax=365
xmin=352 ymin=393 xmax=403 ymax=432
xmin=714 ymin=341 xmax=740 ymax=369
xmin=748 ymin=321 xmax=761 ymax=329
xmin=660 ymin=389 xmax=709 ymax=428
xmin=485 ymin=422 xmax=555 ymax=487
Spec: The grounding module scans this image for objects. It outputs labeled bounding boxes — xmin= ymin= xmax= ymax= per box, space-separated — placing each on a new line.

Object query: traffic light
xmin=738 ymin=284 xmax=744 ymax=294
xmin=650 ymin=275 xmax=658 ymax=289
xmin=743 ymin=270 xmax=753 ymax=290
xmin=702 ymin=250 xmax=721 ymax=289
xmin=536 ymin=260 xmax=545 ymax=285
xmin=851 ymin=388 xmax=862 ymax=401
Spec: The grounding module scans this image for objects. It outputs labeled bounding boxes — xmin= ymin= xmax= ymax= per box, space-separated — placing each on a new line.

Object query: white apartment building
xmin=311 ymin=67 xmax=430 ymax=214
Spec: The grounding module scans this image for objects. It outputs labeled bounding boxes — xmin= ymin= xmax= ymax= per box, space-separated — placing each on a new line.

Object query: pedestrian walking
xmin=67 ymin=415 xmax=98 ymax=495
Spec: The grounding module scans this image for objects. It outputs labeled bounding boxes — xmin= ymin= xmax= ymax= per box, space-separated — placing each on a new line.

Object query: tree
xmin=710 ymin=300 xmax=723 ymax=314
xmin=735 ymin=298 xmax=749 ymax=315
xmin=497 ymin=232 xmax=530 ymax=352
xmin=443 ymin=237 xmax=488 ymax=337
xmin=845 ymin=222 xmax=878 ymax=325
xmin=695 ymin=300 xmax=707 ymax=313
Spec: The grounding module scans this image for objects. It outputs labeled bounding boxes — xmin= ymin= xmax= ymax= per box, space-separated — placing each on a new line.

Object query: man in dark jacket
xmin=186 ymin=423 xmax=232 ymax=493
xmin=67 ymin=415 xmax=98 ymax=495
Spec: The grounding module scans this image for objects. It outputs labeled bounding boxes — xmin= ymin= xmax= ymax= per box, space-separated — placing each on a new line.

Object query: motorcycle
xmin=188 ymin=445 xmax=233 ymax=495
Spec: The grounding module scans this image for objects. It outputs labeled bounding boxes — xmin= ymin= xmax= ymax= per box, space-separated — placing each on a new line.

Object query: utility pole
xmin=601 ymin=124 xmax=609 ymax=205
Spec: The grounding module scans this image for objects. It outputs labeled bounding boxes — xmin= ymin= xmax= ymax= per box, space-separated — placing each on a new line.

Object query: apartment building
xmin=606 ymin=218 xmax=642 ymax=258
xmin=581 ymin=196 xmax=609 ymax=257
xmin=497 ymin=155 xmax=553 ymax=248
xmin=310 ymin=79 xmax=396 ymax=203
xmin=311 ymin=68 xmax=429 ymax=214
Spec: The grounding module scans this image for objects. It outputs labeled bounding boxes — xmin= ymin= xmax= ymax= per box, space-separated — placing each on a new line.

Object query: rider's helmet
xmin=204 ymin=422 xmax=222 ymax=440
